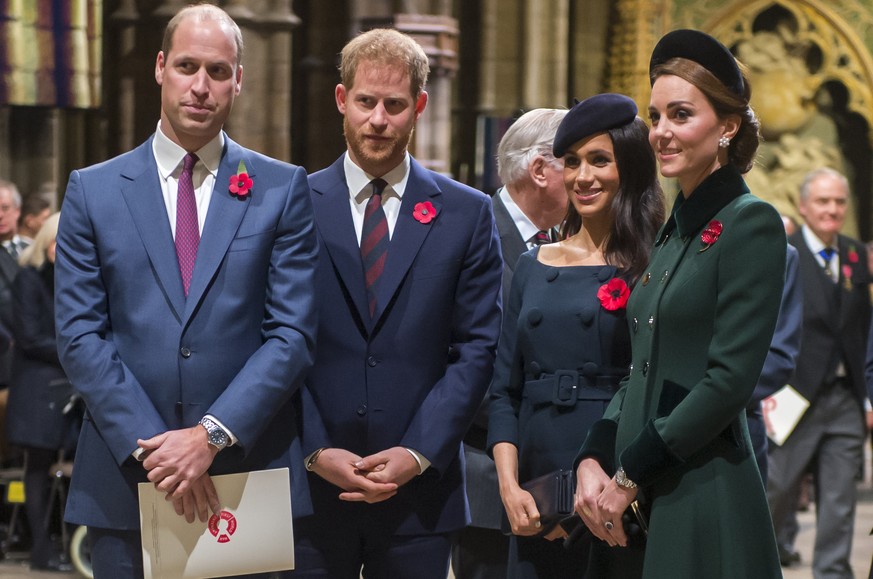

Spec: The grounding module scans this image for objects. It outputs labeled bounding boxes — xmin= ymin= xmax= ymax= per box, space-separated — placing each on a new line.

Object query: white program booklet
xmin=139 ymin=468 xmax=294 ymax=578
xmin=762 ymin=385 xmax=810 ymax=446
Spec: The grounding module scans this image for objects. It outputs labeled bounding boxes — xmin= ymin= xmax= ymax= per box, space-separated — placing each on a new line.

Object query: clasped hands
xmin=137 ymin=425 xmax=220 ymax=524
xmin=309 ymin=446 xmax=420 ymax=503
xmin=574 ymin=458 xmax=638 ymax=548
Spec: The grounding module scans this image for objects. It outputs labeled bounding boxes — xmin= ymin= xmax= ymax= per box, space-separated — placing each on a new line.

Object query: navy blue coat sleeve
xmin=752 ymin=244 xmax=802 ymax=404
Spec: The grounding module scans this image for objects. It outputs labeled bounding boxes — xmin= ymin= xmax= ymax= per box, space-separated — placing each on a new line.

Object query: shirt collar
xmin=498 ymin=186 xmax=539 ymax=243
xmin=153 ymin=121 xmax=224 ymax=179
xmin=657 ymin=164 xmax=747 ymax=244
xmin=801 ymin=224 xmax=834 ymax=255
xmin=344 ymin=152 xmax=411 ymax=204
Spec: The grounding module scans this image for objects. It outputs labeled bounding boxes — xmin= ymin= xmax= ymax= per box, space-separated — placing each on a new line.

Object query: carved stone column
xmin=521 ymin=0 xmax=569 ymax=109
xmin=107 ymin=0 xmax=141 ymax=155
xmin=225 ymin=0 xmax=301 ymax=161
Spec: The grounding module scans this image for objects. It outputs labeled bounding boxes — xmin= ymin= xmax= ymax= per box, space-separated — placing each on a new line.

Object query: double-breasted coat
xmin=579 ymin=165 xmax=784 ymax=578
xmin=7 ymin=264 xmax=78 ymax=451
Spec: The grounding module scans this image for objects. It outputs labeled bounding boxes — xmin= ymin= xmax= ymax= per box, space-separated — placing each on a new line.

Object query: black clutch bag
xmin=521 ymin=469 xmax=576 ymax=526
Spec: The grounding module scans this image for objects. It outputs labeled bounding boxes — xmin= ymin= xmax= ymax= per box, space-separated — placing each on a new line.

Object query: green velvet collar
xmin=656 ymin=164 xmax=748 ymax=245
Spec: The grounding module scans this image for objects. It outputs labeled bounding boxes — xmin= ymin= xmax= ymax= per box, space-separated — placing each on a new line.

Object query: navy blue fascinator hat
xmin=649 ymin=29 xmax=744 ymax=97
xmin=552 ymin=93 xmax=638 ymax=158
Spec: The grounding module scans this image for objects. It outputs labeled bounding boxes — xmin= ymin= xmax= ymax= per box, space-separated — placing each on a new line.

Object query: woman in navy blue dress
xmin=7 ymin=212 xmax=79 ymax=572
xmin=487 ymin=94 xmax=664 ymax=578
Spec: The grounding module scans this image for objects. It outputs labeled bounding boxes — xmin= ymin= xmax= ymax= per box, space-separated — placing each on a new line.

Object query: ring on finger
xmin=582 ymin=507 xmax=592 ymax=517
xmin=604 ymin=521 xmax=614 ymax=531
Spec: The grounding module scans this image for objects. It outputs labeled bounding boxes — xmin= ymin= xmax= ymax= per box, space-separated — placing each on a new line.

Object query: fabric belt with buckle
xmin=523 ymin=370 xmax=623 ymax=407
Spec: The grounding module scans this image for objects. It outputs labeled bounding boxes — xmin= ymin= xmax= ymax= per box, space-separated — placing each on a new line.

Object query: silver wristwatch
xmin=199 ymin=417 xmax=229 ymax=451
xmin=615 ymin=467 xmax=637 ymax=489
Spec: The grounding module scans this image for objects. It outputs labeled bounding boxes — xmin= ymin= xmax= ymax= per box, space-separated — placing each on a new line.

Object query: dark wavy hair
xmin=651 ymin=57 xmax=760 ymax=173
xmin=559 ymin=117 xmax=665 ymax=281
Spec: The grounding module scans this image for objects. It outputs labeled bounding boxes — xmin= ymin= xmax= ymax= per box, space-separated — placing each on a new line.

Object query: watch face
xmin=208 ymin=429 xmax=228 ymax=446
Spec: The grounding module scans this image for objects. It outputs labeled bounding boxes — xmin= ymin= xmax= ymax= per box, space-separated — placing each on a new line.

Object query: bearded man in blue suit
xmin=55 ymin=5 xmax=317 ymax=577
xmin=294 ymin=28 xmax=503 ymax=579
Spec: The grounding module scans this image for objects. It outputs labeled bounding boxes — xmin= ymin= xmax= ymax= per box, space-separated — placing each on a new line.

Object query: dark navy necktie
xmin=361 ymin=178 xmax=389 ymax=317
xmin=175 ymin=152 xmax=199 ymax=296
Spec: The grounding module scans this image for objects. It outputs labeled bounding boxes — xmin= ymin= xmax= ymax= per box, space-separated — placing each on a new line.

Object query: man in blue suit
xmin=55 ymin=5 xmax=317 ymax=577
xmin=295 ymin=28 xmax=503 ymax=578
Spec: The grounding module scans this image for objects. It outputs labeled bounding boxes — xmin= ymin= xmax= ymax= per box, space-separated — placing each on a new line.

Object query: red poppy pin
xmin=229 ymin=160 xmax=253 ymax=198
xmin=699 ymin=220 xmax=723 ymax=252
xmin=597 ymin=278 xmax=630 ymax=311
xmin=413 ymin=201 xmax=437 ymax=224
xmin=848 ymin=247 xmax=859 ymax=264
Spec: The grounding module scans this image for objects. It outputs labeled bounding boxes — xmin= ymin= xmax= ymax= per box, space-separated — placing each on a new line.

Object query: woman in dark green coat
xmin=575 ymin=30 xmax=784 ymax=578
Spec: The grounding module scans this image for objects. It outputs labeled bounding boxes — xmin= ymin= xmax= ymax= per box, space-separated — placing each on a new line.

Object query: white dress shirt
xmin=344 ymin=152 xmax=410 ymax=244
xmin=498 ymin=186 xmax=543 ymax=249
xmin=802 ymin=224 xmax=839 ymax=281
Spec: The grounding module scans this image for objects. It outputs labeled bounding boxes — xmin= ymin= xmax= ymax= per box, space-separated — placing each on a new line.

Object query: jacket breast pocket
xmin=228 ymin=229 xmax=272 ymax=253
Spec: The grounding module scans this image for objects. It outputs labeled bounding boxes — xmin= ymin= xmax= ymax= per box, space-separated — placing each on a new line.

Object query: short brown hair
xmin=651 ymin=57 xmax=760 ymax=173
xmin=339 ymin=28 xmax=430 ymax=97
xmin=162 ymin=4 xmax=244 ymax=67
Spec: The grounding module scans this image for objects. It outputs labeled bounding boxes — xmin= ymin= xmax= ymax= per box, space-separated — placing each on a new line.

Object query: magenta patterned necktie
xmin=175 ymin=152 xmax=200 ymax=296
xmin=361 ymin=178 xmax=389 ymax=317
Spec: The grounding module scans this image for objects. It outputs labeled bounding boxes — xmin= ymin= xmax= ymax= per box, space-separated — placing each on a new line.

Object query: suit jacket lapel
xmin=791 ymin=232 xmax=839 ymax=331
xmin=310 ymin=158 xmax=371 ymax=326
xmin=119 ymin=138 xmax=186 ymax=322
xmin=371 ymin=159 xmax=441 ymax=326
xmin=492 ymin=191 xmax=527 ymax=271
xmin=184 ymin=136 xmax=251 ymax=324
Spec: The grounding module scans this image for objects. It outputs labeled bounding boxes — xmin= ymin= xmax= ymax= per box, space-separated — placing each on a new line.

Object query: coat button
xmin=367 ymin=356 xmax=377 ymax=367
xmin=660 ymin=270 xmax=669 ymax=283
xmin=642 ymin=272 xmax=651 ymax=286
xmin=180 ymin=347 xmax=191 ymax=358
xmin=632 ymin=317 xmax=639 ymax=332
xmin=356 ymin=404 xmax=367 ymax=416
xmin=648 ymin=316 xmax=654 ymax=330
xmin=642 ymin=361 xmax=649 ymax=376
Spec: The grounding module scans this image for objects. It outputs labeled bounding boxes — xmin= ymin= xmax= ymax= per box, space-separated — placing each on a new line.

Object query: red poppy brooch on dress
xmin=229 ymin=160 xmax=253 ymax=198
xmin=848 ymin=247 xmax=859 ymax=264
xmin=699 ymin=220 xmax=723 ymax=252
xmin=413 ymin=201 xmax=437 ymax=224
xmin=598 ymin=278 xmax=630 ymax=311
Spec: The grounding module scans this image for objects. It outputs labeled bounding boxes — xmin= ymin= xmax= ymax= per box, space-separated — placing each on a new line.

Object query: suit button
xmin=660 ymin=270 xmax=669 ymax=283
xmin=356 ymin=405 xmax=367 ymax=416
xmin=642 ymin=362 xmax=649 ymax=376
xmin=632 ymin=317 xmax=639 ymax=332
xmin=180 ymin=347 xmax=191 ymax=358
xmin=648 ymin=316 xmax=654 ymax=330
xmin=367 ymin=356 xmax=377 ymax=367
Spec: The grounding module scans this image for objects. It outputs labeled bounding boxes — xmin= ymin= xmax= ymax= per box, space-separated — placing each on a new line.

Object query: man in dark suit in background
xmin=768 ymin=167 xmax=871 ymax=579
xmin=452 ymin=108 xmax=567 ymax=579
xmin=55 ymin=5 xmax=318 ymax=576
xmin=296 ymin=28 xmax=503 ymax=578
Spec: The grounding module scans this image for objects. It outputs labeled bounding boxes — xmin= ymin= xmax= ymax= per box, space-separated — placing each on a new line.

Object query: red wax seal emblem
xmin=208 ymin=510 xmax=238 ymax=543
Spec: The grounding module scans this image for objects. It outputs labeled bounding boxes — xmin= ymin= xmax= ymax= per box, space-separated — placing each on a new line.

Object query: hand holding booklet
xmin=139 ymin=468 xmax=294 ymax=579
xmin=762 ymin=384 xmax=810 ymax=446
